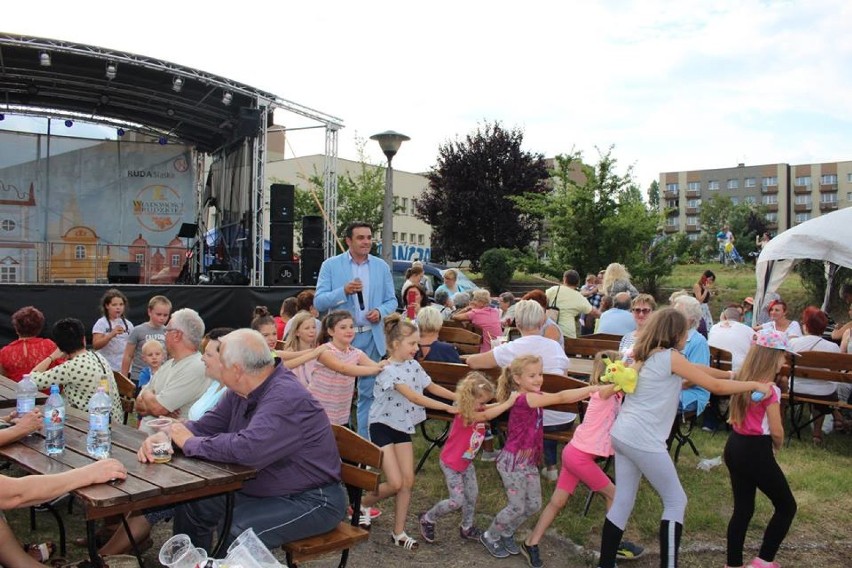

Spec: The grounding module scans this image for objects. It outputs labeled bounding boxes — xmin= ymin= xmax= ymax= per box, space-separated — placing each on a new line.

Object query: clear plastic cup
xmin=226 ymin=528 xmax=282 ymax=567
xmin=148 ymin=417 xmax=174 ymax=463
xmin=159 ymin=534 xmax=208 ymax=568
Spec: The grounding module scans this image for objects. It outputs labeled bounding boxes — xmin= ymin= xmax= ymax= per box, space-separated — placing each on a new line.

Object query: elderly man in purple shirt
xmin=138 ymin=328 xmax=346 ymax=552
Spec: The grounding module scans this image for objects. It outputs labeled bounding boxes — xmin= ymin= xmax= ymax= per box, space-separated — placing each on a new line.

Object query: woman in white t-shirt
xmin=788 ymin=307 xmax=841 ymax=443
xmin=466 ymin=300 xmax=574 ymax=480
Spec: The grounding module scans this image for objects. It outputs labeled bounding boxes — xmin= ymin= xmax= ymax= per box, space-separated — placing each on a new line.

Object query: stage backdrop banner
xmin=0 ymin=130 xmax=196 ymax=283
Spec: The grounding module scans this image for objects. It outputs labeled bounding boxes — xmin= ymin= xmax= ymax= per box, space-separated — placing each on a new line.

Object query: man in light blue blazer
xmin=314 ymin=221 xmax=397 ymax=440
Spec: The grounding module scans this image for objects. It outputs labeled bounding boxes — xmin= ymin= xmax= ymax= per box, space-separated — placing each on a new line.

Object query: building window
xmin=762 ymin=195 xmax=777 ymax=205
xmin=666 ymin=217 xmax=678 ymax=226
xmin=135 ymin=253 xmax=145 ymax=264
xmin=708 ymin=180 xmax=720 ymax=190
xmin=847 ymin=192 xmax=852 ymax=201
xmin=171 ymin=254 xmax=180 ymax=267
xmin=821 ymin=174 xmax=838 ymax=185
xmin=687 ymin=233 xmax=700 ymax=241
xmin=821 ymin=193 xmax=838 ymax=203
xmin=666 ymin=199 xmax=678 ymax=208
xmin=726 ymin=179 xmax=739 ymax=190
xmin=765 ymin=212 xmax=778 ymax=222
xmin=400 ymin=232 xmax=407 ymax=243
xmin=795 ymin=175 xmax=811 ymax=187
xmin=731 ymin=197 xmax=740 ymax=205
xmin=686 ymin=198 xmax=701 ymax=208
xmin=411 ymin=198 xmax=418 ymax=215
xmin=393 ymin=196 xmax=399 ymax=207
xmin=0 ymin=219 xmax=16 ymax=232
xmin=75 ymin=245 xmax=86 ymax=260
xmin=795 ymin=212 xmax=810 ymax=223
xmin=795 ymin=194 xmax=812 ymax=205
xmin=686 ymin=216 xmax=699 ymax=225
xmin=418 ymin=234 xmax=424 ymax=245
xmin=400 ymin=197 xmax=408 ymax=212
xmin=392 ymin=232 xmax=397 ymax=241
xmin=744 ymin=196 xmax=756 ymax=204
xmin=761 ymin=176 xmax=778 ymax=187
xmin=744 ymin=177 xmax=756 ymax=188
xmin=687 ymin=181 xmax=700 ymax=191
xmin=847 ymin=173 xmax=852 ymax=183
xmin=0 ymin=265 xmax=17 ymax=283
xmin=666 ymin=183 xmax=678 ymax=192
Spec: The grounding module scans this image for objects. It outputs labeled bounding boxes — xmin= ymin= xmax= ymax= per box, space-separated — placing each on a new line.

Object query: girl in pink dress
xmin=309 ymin=310 xmax=385 ymax=425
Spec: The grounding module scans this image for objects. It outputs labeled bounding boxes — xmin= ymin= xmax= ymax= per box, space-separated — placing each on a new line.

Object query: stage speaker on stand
xmin=269 ymin=184 xmax=295 ymax=263
xmin=302 ymin=215 xmax=324 ymax=249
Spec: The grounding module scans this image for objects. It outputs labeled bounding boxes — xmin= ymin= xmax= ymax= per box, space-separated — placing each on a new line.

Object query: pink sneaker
xmin=747 ymin=558 xmax=780 ymax=568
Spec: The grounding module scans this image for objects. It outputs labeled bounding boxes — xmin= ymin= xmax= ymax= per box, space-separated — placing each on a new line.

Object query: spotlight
xmin=105 ymin=62 xmax=117 ymax=80
xmin=221 ymin=91 xmax=233 ymax=106
xmin=39 ymin=52 xmax=51 ymax=67
xmin=117 ymin=128 xmax=125 ymax=136
xmin=158 ymin=136 xmax=167 ymax=145
xmin=172 ymin=76 xmax=184 ymax=93
xmin=64 ymin=120 xmax=73 ymax=127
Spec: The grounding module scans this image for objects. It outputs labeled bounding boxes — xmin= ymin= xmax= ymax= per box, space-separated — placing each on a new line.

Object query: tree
xmin=515 ymin=147 xmax=672 ymax=294
xmin=415 ymin=121 xmax=549 ymax=270
xmin=479 ymin=248 xmax=515 ymax=293
xmin=282 ymin=137 xmax=392 ymax=252
xmin=647 ymin=180 xmax=660 ymax=211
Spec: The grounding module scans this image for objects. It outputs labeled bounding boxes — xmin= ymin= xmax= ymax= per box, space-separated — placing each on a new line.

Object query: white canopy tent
xmin=755 ymin=207 xmax=852 ymax=317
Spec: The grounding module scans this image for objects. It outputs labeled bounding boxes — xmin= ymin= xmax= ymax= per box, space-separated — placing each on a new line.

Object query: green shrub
xmin=479 ymin=248 xmax=515 ymax=293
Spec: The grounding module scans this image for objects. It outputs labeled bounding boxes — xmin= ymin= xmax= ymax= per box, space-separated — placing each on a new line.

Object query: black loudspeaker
xmin=266 ymin=261 xmax=300 ymax=286
xmin=270 ymin=184 xmax=295 ymax=224
xmin=107 ymin=261 xmax=141 ymax=284
xmin=269 ymin=223 xmax=294 ymax=261
xmin=302 ymin=215 xmax=324 ymax=249
xmin=301 ymin=248 xmax=324 ymax=286
xmin=235 ymin=107 xmax=262 ymax=138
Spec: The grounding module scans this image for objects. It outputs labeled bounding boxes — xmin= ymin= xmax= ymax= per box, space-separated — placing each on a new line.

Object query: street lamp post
xmin=370 ymin=130 xmax=410 ymax=267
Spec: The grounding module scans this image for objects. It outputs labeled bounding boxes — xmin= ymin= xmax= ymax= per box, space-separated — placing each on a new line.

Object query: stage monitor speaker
xmin=301 ymin=248 xmax=325 ymax=286
xmin=269 ymin=223 xmax=295 ymax=261
xmin=270 ymin=184 xmax=295 ymax=224
xmin=302 ymin=215 xmax=324 ymax=249
xmin=235 ymin=107 xmax=262 ymax=138
xmin=265 ymin=261 xmax=300 ymax=286
xmin=107 ymin=261 xmax=141 ymax=284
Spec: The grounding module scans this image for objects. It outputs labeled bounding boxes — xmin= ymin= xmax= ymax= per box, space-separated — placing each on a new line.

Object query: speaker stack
xmin=266 ymin=184 xmax=299 ymax=286
xmin=300 ymin=215 xmax=325 ymax=286
xmin=107 ymin=262 xmax=141 ymax=284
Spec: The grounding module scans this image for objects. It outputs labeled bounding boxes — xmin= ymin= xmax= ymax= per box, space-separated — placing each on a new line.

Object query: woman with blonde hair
xmin=602 ymin=263 xmax=639 ymax=299
xmin=415 ymin=307 xmax=461 ymax=363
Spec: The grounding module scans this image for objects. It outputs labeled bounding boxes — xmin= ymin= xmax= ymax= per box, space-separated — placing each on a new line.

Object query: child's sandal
xmin=24 ymin=541 xmax=56 ymax=562
xmin=391 ymin=531 xmax=419 ymax=550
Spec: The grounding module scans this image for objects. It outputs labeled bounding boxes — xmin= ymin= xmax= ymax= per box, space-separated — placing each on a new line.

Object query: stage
xmin=0 ymin=283 xmax=307 ymax=345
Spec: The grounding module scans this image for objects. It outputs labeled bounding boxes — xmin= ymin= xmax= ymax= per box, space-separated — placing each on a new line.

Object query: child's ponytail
xmin=456 ymin=372 xmax=495 ymax=425
xmin=496 ymin=354 xmax=541 ymax=402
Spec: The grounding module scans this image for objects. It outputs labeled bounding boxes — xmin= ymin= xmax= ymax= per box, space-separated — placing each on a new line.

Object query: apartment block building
xmin=659 ymin=161 xmax=852 ymax=237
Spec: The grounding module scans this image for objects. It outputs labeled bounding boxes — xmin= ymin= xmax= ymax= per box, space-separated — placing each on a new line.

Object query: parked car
xmin=391 ymin=261 xmax=476 ymax=311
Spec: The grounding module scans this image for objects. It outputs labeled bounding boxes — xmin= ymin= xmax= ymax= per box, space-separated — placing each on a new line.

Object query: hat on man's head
xmin=744 ymin=296 xmax=754 ymax=305
xmin=753 ymin=328 xmax=797 ymax=354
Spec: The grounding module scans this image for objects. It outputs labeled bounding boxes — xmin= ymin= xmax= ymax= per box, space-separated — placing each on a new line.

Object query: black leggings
xmin=724 ymin=432 xmax=797 ymax=566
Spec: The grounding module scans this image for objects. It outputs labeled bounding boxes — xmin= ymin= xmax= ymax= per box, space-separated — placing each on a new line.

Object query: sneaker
xmin=500 ymin=535 xmax=520 ymax=555
xmin=541 ymin=467 xmax=558 ymax=482
xmin=348 ymin=505 xmax=381 ymax=519
xmin=459 ymin=525 xmax=482 ymax=541
xmin=747 ymin=558 xmax=780 ymax=568
xmin=616 ymin=540 xmax=645 ymax=561
xmin=418 ymin=513 xmax=436 ymax=544
xmin=480 ymin=450 xmax=498 ymax=462
xmin=520 ymin=542 xmax=544 ymax=568
xmin=479 ymin=533 xmax=509 ymax=559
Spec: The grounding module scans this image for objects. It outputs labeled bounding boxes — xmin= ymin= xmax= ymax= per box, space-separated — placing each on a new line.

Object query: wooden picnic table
xmin=0 ymin=407 xmax=256 ymax=567
xmin=0 ymin=375 xmax=48 ymax=409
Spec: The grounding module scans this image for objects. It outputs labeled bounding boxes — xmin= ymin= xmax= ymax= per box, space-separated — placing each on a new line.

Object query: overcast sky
xmin=5 ymin=0 xmax=851 ymax=189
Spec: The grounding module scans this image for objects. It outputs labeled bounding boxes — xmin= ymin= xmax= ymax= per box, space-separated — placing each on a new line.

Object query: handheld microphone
xmin=354 ymin=277 xmax=365 ymax=311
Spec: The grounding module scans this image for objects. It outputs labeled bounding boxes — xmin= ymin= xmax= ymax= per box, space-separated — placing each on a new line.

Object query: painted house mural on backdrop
xmin=0 ymin=131 xmax=196 ymax=283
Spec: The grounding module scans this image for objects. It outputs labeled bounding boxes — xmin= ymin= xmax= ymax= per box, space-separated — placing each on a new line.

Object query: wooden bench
xmin=582 ymin=333 xmax=624 ymax=342
xmin=415 ymin=361 xmax=587 ymax=472
xmin=438 ymin=327 xmax=482 ymax=355
xmin=282 ymin=425 xmax=383 ymax=568
xmin=564 ymin=337 xmax=620 ymax=359
xmin=706 ymin=346 xmax=734 ymax=436
xmin=780 ymin=351 xmax=852 ymax=443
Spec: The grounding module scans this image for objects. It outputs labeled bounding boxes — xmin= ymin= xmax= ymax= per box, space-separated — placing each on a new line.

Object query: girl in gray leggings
xmin=598 ymin=308 xmax=770 ymax=568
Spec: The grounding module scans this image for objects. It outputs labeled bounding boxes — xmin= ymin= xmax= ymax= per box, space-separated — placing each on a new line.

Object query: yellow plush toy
xmin=600 ymin=357 xmax=638 ymax=394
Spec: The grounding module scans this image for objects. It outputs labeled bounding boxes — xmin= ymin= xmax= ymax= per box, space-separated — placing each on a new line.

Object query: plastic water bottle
xmin=44 ymin=384 xmax=65 ymax=455
xmin=86 ymin=381 xmax=111 ymax=459
xmin=16 ymin=374 xmax=38 ymax=417
xmin=696 ymin=456 xmax=723 ymax=471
